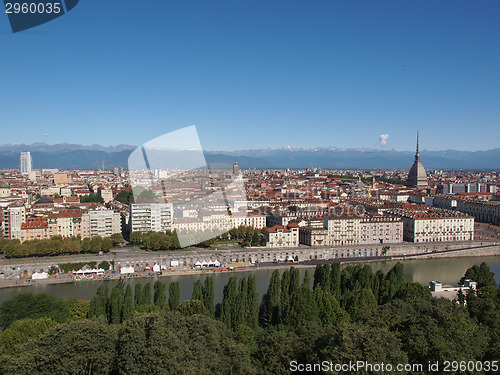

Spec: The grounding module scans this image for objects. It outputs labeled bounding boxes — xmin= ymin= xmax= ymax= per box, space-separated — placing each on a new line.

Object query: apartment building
xmin=129 ymin=202 xmax=173 ymax=233
xmin=48 ymin=211 xmax=84 ymax=238
xmin=299 ymin=226 xmax=330 ymax=246
xmin=323 ymin=215 xmax=362 ymax=246
xmin=386 ymin=207 xmax=474 ymax=243
xmin=231 ymin=212 xmax=266 ymax=229
xmin=433 ymin=195 xmax=500 ymax=225
xmin=266 ymin=223 xmax=299 ymax=247
xmin=82 ymin=209 xmax=121 ymax=238
xmin=20 ymin=218 xmax=50 ymax=242
xmin=359 ymin=216 xmax=403 ymax=245
xmin=3 ymin=205 xmax=26 ymax=239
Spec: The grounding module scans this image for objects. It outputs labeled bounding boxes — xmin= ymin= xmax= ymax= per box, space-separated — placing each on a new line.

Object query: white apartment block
xmin=20 ymin=152 xmax=32 ymax=175
xmin=98 ymin=187 xmax=114 ymax=203
xmin=299 ymin=227 xmax=330 ymax=246
xmin=129 ymin=203 xmax=173 ymax=233
xmin=359 ymin=216 xmax=403 ymax=245
xmin=3 ymin=206 xmax=26 ymax=239
xmin=433 ymin=195 xmax=500 ymax=226
xmin=386 ymin=207 xmax=474 ymax=243
xmin=266 ymin=223 xmax=299 ymax=247
xmin=231 ymin=212 xmax=266 ymax=229
xmin=82 ymin=209 xmax=121 ymax=238
xmin=323 ymin=216 xmax=361 ymax=246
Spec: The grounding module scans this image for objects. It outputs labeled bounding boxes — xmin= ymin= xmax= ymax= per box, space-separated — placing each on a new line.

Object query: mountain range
xmin=0 ymin=143 xmax=499 ymax=170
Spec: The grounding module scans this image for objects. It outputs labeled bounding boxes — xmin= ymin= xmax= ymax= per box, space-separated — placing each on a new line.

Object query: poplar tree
xmin=313 ymin=263 xmax=330 ymax=290
xmin=192 ymin=280 xmax=203 ymax=301
xmin=202 ymin=276 xmax=214 ymax=315
xmin=141 ymin=282 xmax=152 ymax=306
xmin=168 ymin=281 xmax=180 ymax=311
xmin=330 ymin=263 xmax=341 ymax=298
xmin=265 ymin=269 xmax=282 ymax=325
xmin=247 ymin=275 xmax=259 ymax=328
xmin=109 ymin=282 xmax=124 ymax=324
xmin=88 ymin=285 xmax=109 ymax=318
xmin=153 ymin=280 xmax=167 ymax=307
xmin=122 ymin=284 xmax=133 ymax=321
xmin=236 ymin=278 xmax=248 ymax=328
xmin=134 ymin=283 xmax=143 ymax=306
xmin=220 ymin=277 xmax=237 ymax=330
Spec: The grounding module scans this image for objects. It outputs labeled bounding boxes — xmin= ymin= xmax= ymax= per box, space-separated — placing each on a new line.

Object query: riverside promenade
xmin=0 ymin=240 xmax=498 ymax=289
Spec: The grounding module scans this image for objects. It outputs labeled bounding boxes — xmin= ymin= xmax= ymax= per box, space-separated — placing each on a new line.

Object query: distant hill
xmin=0 ymin=143 xmax=498 ymax=170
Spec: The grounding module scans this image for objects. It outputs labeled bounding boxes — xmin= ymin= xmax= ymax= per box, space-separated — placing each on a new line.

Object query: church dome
xmin=407 ymin=132 xmax=428 ymax=187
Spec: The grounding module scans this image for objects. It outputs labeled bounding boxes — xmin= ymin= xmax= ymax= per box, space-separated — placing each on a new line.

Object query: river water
xmin=0 ymin=256 xmax=499 ymax=305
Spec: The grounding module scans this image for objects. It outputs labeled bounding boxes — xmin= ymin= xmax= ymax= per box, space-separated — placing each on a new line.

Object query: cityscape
xmin=1 ymin=133 xmax=499 ymax=276
xmin=1 ymin=1 xmax=499 ymax=373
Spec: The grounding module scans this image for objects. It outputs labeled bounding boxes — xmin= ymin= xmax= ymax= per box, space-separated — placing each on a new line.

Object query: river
xmin=0 ymin=256 xmax=499 ymax=304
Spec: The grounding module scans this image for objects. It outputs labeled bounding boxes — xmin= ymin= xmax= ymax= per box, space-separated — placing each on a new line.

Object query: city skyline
xmin=1 ymin=1 xmax=499 ymax=152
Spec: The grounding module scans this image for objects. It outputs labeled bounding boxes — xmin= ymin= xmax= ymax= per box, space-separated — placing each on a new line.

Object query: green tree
xmin=261 ymin=269 xmax=281 ymax=325
xmin=122 ymin=284 xmax=134 ymax=321
xmin=236 ymin=278 xmax=248 ymax=328
xmin=134 ymin=283 xmax=143 ymax=306
xmin=178 ymin=300 xmax=209 ymax=316
xmin=460 ymin=262 xmax=497 ymax=288
xmin=88 ymin=285 xmax=109 ymax=318
xmin=110 ymin=233 xmax=124 ymax=246
xmin=80 ymin=193 xmax=104 ymax=204
xmin=109 ymin=282 xmax=124 ymax=324
xmin=169 ymin=281 xmax=180 ymax=311
xmin=153 ymin=280 xmax=167 ymax=308
xmin=98 ymin=260 xmax=110 ymax=270
xmin=246 ymin=275 xmax=259 ymax=328
xmin=8 ymin=319 xmax=117 ymax=374
xmin=330 ymin=263 xmax=341 ymax=298
xmin=63 ymin=298 xmax=90 ymax=320
xmin=314 ymin=288 xmax=349 ymax=326
xmin=129 ymin=231 xmax=143 ymax=245
xmin=203 ymin=276 xmax=215 ymax=315
xmin=89 ymin=236 xmax=103 ymax=253
xmin=394 ymin=282 xmax=432 ymax=301
xmin=101 ymin=238 xmax=113 ymax=252
xmin=140 ymin=282 xmax=152 ymax=306
xmin=115 ymin=312 xmax=253 ymax=375
xmin=220 ymin=277 xmax=238 ymax=330
xmin=115 ymin=190 xmax=134 ymax=204
xmin=192 ymin=280 xmax=203 ymax=301
xmin=316 ymin=322 xmax=408 ymax=368
xmin=251 ymin=232 xmax=260 ymax=246
xmin=0 ymin=317 xmax=57 ymax=356
xmin=313 ymin=263 xmax=330 ymax=291
xmin=0 ymin=293 xmax=70 ymax=329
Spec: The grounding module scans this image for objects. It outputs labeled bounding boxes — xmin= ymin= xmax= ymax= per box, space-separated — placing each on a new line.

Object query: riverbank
xmin=1 ymin=243 xmax=498 ymax=289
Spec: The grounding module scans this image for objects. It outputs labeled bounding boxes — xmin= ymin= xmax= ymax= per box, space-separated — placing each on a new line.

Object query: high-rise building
xmin=82 ymin=209 xmax=122 ymax=238
xmin=407 ymin=132 xmax=428 ymax=187
xmin=3 ymin=206 xmax=26 ymax=239
xmin=233 ymin=162 xmax=239 ymax=175
xmin=114 ymin=166 xmax=124 ymax=176
xmin=129 ymin=202 xmax=173 ymax=233
xmin=20 ymin=151 xmax=32 ymax=175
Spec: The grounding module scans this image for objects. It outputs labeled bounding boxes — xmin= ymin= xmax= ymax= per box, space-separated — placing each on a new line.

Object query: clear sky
xmin=1 ymin=0 xmax=499 ymax=151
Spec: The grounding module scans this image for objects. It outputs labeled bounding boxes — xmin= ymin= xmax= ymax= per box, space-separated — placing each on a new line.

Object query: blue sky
xmin=1 ymin=0 xmax=499 ymax=151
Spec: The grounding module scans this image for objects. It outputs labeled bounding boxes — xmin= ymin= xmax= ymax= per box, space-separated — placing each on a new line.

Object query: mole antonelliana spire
xmin=407 ymin=131 xmax=428 ymax=187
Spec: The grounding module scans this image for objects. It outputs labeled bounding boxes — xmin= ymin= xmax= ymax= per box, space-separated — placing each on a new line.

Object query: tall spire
xmin=415 ymin=131 xmax=420 ymax=162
